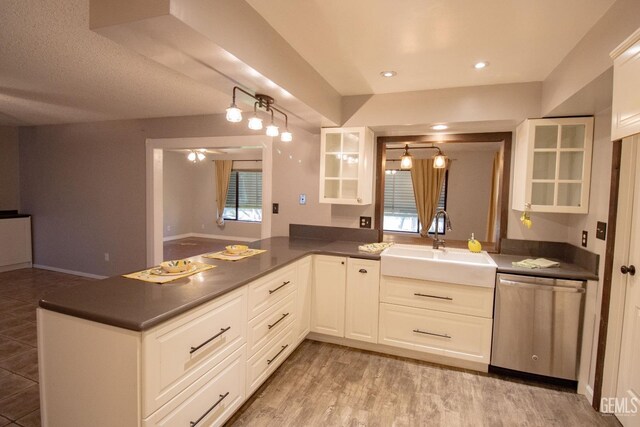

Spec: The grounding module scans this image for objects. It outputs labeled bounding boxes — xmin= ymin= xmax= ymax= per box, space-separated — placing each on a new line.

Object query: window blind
xmin=223 ymin=171 xmax=262 ymax=221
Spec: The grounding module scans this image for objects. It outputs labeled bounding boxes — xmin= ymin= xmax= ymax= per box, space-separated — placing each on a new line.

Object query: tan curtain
xmin=214 ymin=160 xmax=233 ymax=225
xmin=410 ymin=159 xmax=447 ymax=237
xmin=486 ymin=152 xmax=501 ymax=242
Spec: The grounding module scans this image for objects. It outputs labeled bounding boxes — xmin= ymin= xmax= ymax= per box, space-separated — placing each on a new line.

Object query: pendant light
xmin=400 ymin=144 xmax=413 ymax=170
xmin=247 ymin=102 xmax=263 ymax=130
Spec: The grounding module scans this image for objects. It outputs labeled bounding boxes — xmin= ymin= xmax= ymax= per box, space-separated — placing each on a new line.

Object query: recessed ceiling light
xmin=380 ymin=71 xmax=397 ymax=78
xmin=431 ymin=124 xmax=448 ymax=130
xmin=474 ymin=61 xmax=488 ymax=69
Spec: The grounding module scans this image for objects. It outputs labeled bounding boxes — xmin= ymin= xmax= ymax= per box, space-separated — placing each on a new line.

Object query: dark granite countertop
xmin=39 ymin=237 xmax=380 ymax=332
xmin=489 ymin=253 xmax=598 ymax=281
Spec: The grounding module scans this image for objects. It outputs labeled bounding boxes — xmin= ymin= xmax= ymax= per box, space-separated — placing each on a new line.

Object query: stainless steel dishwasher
xmin=491 ymin=273 xmax=586 ymax=380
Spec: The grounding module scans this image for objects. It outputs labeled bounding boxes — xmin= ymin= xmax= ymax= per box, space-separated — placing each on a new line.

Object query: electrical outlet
xmin=596 ymin=221 xmax=607 ymax=240
xmin=299 ymin=194 xmax=306 ymax=205
xmin=104 ymin=253 xmax=110 ymax=262
xmin=360 ymin=216 xmax=372 ymax=228
xmin=272 ymin=203 xmax=279 ymax=214
xmin=581 ymin=230 xmax=588 ymax=247
xmin=167 ymin=225 xmax=171 ymax=232
xmin=201 ymin=224 xmax=205 ymax=230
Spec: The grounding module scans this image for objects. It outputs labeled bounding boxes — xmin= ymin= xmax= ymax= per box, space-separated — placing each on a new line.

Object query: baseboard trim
xmin=306 ymin=332 xmax=488 ymax=373
xmin=33 ymin=264 xmax=107 ymax=280
xmin=163 ymin=232 xmax=258 ymax=243
xmin=584 ymin=384 xmax=595 ymax=405
xmin=162 ymin=233 xmax=192 ymax=242
xmin=0 ymin=262 xmax=32 ymax=273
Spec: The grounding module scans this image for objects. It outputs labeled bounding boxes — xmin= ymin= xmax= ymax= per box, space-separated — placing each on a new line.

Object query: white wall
xmin=0 ymin=126 xmax=20 ymax=210
xmin=163 ymin=151 xmax=195 ymax=237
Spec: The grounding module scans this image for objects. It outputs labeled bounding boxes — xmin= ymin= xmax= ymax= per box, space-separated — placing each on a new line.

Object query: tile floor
xmin=0 ymin=268 xmax=94 ymax=427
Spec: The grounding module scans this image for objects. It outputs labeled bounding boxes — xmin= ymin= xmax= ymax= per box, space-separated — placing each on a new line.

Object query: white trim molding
xmin=146 ymin=136 xmax=273 ymax=267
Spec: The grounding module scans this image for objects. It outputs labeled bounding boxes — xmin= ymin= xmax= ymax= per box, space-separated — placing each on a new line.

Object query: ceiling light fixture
xmin=431 ymin=124 xmax=448 ymax=130
xmin=474 ymin=61 xmax=488 ymax=69
xmin=380 ymin=71 xmax=397 ymax=78
xmin=225 ymin=86 xmax=293 ymax=142
xmin=400 ymin=144 xmax=413 ymax=170
xmin=187 ymin=150 xmax=206 ymax=163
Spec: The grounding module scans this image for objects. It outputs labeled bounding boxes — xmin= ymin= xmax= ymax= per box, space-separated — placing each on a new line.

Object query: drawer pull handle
xmin=189 ymin=326 xmax=231 ymax=354
xmin=267 ymin=344 xmax=289 ymax=365
xmin=268 ymin=312 xmax=290 ymax=329
xmin=413 ymin=328 xmax=451 ymax=339
xmin=413 ymin=293 xmax=452 ymax=301
xmin=269 ymin=281 xmax=290 ymax=294
xmin=359 ymin=268 xmax=367 ymax=274
xmin=189 ymin=391 xmax=229 ymax=426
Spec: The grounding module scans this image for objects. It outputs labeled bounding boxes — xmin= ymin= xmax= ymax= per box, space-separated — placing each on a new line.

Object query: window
xmin=383 ymin=170 xmax=447 ymax=234
xmin=223 ymin=171 xmax=262 ymax=222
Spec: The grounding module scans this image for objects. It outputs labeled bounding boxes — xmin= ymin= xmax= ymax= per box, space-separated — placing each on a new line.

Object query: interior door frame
xmin=145 ymin=135 xmax=273 ymax=267
xmin=593 ymin=136 xmax=636 ymax=411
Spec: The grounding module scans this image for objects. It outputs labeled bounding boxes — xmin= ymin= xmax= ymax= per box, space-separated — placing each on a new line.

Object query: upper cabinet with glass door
xmin=320 ymin=127 xmax=375 ymax=205
xmin=512 ymin=117 xmax=594 ymax=214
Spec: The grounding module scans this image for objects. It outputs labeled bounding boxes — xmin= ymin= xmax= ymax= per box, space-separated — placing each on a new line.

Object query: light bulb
xmin=281 ymin=130 xmax=292 ymax=142
xmin=197 ymin=152 xmax=206 ymax=161
xmin=400 ymin=154 xmax=413 ymax=170
xmin=266 ymin=124 xmax=279 ymax=137
xmin=248 ymin=116 xmax=263 ymax=130
xmin=225 ymin=103 xmax=242 ymax=122
xmin=187 ymin=152 xmax=196 ymax=162
xmin=433 ymin=154 xmax=447 ymax=169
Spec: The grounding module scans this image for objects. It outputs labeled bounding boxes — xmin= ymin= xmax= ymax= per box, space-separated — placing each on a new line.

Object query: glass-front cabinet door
xmin=512 ymin=117 xmax=593 ymax=214
xmin=320 ymin=127 xmax=374 ymax=205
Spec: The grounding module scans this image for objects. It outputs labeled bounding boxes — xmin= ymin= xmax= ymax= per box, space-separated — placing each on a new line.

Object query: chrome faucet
xmin=432 ymin=210 xmax=453 ymax=249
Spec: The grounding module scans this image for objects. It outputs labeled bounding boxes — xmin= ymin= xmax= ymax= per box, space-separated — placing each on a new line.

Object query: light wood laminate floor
xmin=227 ymin=340 xmax=621 ymax=427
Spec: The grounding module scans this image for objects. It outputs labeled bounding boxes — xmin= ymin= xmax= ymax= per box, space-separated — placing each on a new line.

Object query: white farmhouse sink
xmin=380 ymin=244 xmax=498 ymax=288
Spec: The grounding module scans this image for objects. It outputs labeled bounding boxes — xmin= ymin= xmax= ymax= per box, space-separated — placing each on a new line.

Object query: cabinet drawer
xmin=379 ymin=303 xmax=492 ymax=363
xmin=247 ymin=323 xmax=295 ymax=395
xmin=248 ymin=265 xmax=296 ymax=319
xmin=247 ymin=291 xmax=296 ymax=357
xmin=380 ymin=275 xmax=494 ymax=318
xmin=142 ymin=287 xmax=247 ymax=416
xmin=143 ymin=346 xmax=246 ymax=427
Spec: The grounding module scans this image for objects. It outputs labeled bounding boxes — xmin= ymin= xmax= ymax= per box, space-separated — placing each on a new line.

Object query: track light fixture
xmin=225 ymin=86 xmax=293 ymax=142
xmin=397 ymin=144 xmax=447 ymax=170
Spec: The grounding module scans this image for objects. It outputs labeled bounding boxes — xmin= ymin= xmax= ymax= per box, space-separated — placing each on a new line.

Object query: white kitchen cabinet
xmin=295 ymin=256 xmax=312 ymax=344
xmin=319 ymin=127 xmax=375 ymax=205
xmin=310 ymin=255 xmax=346 ymax=337
xmin=345 ymin=258 xmax=380 ymax=343
xmin=611 ymin=28 xmax=640 ymax=141
xmin=0 ymin=217 xmax=32 ymax=272
xmin=512 ymin=117 xmax=594 ymax=214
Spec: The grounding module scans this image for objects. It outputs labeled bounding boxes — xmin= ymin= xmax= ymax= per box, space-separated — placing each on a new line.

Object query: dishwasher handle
xmin=499 ymin=278 xmax=585 ymax=293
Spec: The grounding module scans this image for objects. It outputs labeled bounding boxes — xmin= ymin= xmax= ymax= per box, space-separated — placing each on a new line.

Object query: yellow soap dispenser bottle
xmin=468 ymin=233 xmax=482 ymax=253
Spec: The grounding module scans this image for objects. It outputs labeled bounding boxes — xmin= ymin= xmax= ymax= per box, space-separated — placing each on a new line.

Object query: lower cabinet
xmin=345 ymin=258 xmax=380 ymax=343
xmin=295 ymin=256 xmax=312 ymax=344
xmin=143 ymin=346 xmax=246 ymax=427
xmin=310 ymin=255 xmax=346 ymax=337
xmin=0 ymin=217 xmax=32 ymax=272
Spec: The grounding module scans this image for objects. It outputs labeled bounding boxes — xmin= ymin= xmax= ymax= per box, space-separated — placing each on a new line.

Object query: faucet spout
xmin=432 ymin=210 xmax=452 ymax=250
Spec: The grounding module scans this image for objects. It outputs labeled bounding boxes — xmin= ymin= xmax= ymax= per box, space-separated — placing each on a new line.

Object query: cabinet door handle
xmin=269 ymin=281 xmax=290 ymax=294
xmin=268 ymin=312 xmax=290 ymax=329
xmin=413 ymin=328 xmax=451 ymax=339
xmin=359 ymin=268 xmax=367 ymax=274
xmin=413 ymin=293 xmax=452 ymax=301
xmin=189 ymin=392 xmax=229 ymax=426
xmin=190 ymin=326 xmax=231 ymax=354
xmin=267 ymin=344 xmax=289 ymax=365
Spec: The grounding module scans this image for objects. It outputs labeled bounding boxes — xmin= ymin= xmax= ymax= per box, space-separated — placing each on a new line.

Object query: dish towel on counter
xmin=512 ymin=258 xmax=560 ymax=269
xmin=358 ymin=242 xmax=394 ymax=253
xmin=123 ymin=261 xmax=216 ymax=284
xmin=202 ymin=248 xmax=267 ymax=261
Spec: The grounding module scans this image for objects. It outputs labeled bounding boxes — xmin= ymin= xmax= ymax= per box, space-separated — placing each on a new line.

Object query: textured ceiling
xmin=247 ymin=0 xmax=616 ymax=95
xmin=0 ymin=0 xmax=230 ymax=126
xmin=0 ymin=0 xmax=617 ymax=127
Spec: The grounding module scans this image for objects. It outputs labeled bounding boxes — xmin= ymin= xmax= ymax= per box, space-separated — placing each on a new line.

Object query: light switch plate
xmin=581 ymin=230 xmax=588 ymax=247
xmin=272 ymin=203 xmax=279 ymax=214
xmin=596 ymin=221 xmax=607 ymax=240
xmin=299 ymin=194 xmax=306 ymax=205
xmin=360 ymin=216 xmax=372 ymax=228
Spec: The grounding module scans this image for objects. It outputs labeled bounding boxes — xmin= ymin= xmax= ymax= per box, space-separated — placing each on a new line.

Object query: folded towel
xmin=359 ymin=242 xmax=393 ymax=253
xmin=512 ymin=258 xmax=560 ymax=269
